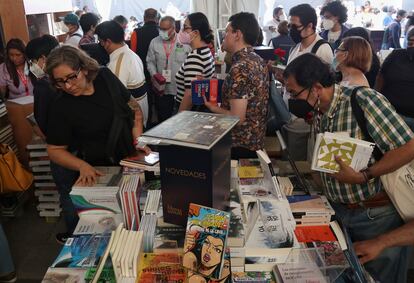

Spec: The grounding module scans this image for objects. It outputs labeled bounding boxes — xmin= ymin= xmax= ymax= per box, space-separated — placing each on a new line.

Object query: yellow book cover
xmin=238 ymin=166 xmax=263 ymax=179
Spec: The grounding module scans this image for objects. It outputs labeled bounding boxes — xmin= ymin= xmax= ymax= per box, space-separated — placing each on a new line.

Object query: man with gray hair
xmin=131 ymin=8 xmax=160 ymax=126
xmin=147 ymin=16 xmax=191 ymax=122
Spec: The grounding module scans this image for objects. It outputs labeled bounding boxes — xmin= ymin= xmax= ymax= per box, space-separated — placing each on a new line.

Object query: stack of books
xmin=138 ymin=214 xmax=157 ymax=253
xmin=0 ymin=103 xmax=17 ymax=153
xmin=118 ymin=174 xmax=142 ymax=230
xmin=288 ymin=195 xmax=335 ymax=226
xmin=120 ymin=151 xmax=160 ymax=174
xmin=26 ymin=136 xmax=60 ymax=218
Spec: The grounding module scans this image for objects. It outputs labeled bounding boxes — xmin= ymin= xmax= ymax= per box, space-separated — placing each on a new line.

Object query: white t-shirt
xmin=64 ymin=27 xmax=83 ymax=47
xmin=263 ymin=18 xmax=280 ymax=46
xmin=287 ymin=34 xmax=334 ymax=65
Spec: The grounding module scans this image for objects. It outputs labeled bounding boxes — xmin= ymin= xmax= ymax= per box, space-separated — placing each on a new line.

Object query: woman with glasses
xmin=0 ymin=38 xmax=34 ymax=100
xmin=333 ymin=36 xmax=371 ymax=87
xmin=176 ymin=12 xmax=215 ymax=112
xmin=45 ymin=45 xmax=144 ymax=242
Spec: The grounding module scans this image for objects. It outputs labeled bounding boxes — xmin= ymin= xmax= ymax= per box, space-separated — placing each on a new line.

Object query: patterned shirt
xmin=319 ymin=85 xmax=414 ymax=204
xmin=221 ymin=47 xmax=269 ymax=151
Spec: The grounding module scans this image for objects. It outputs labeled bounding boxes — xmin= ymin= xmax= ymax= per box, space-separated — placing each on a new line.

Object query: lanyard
xmin=17 ymin=69 xmax=29 ymax=96
xmin=162 ymin=37 xmax=176 ymax=68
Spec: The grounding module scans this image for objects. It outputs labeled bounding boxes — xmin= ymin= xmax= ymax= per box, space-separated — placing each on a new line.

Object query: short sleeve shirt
xmin=46 ymin=68 xmax=129 ymax=165
xmin=221 ymin=47 xmax=269 ymax=151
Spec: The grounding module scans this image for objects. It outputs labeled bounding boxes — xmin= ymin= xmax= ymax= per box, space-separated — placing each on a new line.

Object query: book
xmin=139 ymin=111 xmax=239 ymax=150
xmin=120 ymin=151 xmax=159 ymax=166
xmin=232 ymin=271 xmax=275 ymax=283
xmin=73 ymin=213 xmax=124 ymax=235
xmin=311 ymin=132 xmax=375 ymax=173
xmin=273 ymin=261 xmax=328 ymax=283
xmin=305 ymin=241 xmax=348 ymax=267
xmin=294 ymin=225 xmax=336 ymax=243
xmin=51 ymin=234 xmax=111 ymax=268
xmin=42 ymin=268 xmax=87 ymax=283
xmin=183 ymin=203 xmax=231 ymax=280
xmin=191 ymin=79 xmax=224 ymax=106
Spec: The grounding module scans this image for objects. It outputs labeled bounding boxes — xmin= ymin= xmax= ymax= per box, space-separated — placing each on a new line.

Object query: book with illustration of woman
xmin=183 ymin=203 xmax=230 ymax=281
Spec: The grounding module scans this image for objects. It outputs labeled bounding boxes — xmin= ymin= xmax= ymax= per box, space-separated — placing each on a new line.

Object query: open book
xmin=311 ymin=132 xmax=375 ymax=173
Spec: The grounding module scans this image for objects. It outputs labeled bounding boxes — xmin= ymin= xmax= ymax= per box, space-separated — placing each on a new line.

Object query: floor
xmin=2 ymin=193 xmax=64 ymax=283
xmin=2 ymin=193 xmax=414 ymax=283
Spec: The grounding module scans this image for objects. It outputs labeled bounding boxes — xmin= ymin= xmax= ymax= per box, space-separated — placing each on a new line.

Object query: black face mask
xmin=289 ymin=26 xmax=303 ymax=44
xmin=288 ymin=88 xmax=315 ymax=119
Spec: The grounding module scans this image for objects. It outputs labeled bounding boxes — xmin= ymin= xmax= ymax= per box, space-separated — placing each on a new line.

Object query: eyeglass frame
xmin=53 ymin=68 xmax=82 ymax=88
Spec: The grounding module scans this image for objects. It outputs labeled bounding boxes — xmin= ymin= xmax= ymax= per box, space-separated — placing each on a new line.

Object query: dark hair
xmin=397 ymin=9 xmax=407 ymax=18
xmin=278 ymin=20 xmax=289 ymax=35
xmin=408 ymin=28 xmax=414 ymax=40
xmin=273 ymin=7 xmax=283 ymax=17
xmin=289 ymin=4 xmax=317 ymax=31
xmin=26 ymin=35 xmax=59 ymax=61
xmin=5 ymin=38 xmax=26 ymax=88
xmin=95 ymin=20 xmax=125 ymax=44
xmin=79 ymin=13 xmax=100 ymax=34
xmin=144 ymin=8 xmax=159 ymax=23
xmin=255 ymin=27 xmax=264 ymax=46
xmin=46 ymin=45 xmax=99 ymax=83
xmin=320 ymin=1 xmax=348 ymax=24
xmin=187 ymin=12 xmax=214 ymax=44
xmin=283 ymin=53 xmax=335 ymax=88
xmin=75 ymin=10 xmax=84 ymax=17
xmin=113 ymin=15 xmax=128 ymax=26
xmin=228 ymin=12 xmax=260 ymax=46
xmin=405 ymin=16 xmax=414 ymax=34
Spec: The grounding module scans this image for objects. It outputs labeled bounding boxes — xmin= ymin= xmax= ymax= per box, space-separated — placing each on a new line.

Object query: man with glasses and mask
xmin=147 ymin=16 xmax=191 ymax=122
xmin=287 ymin=4 xmax=333 ymax=65
xmin=284 ymin=53 xmax=414 ymax=283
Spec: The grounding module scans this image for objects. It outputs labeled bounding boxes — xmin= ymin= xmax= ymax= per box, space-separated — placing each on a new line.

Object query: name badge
xmin=162 ymin=69 xmax=172 ymax=83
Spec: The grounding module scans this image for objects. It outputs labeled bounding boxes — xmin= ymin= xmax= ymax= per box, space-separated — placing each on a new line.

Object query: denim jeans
xmin=0 ymin=224 xmax=14 ymax=275
xmin=332 ymin=202 xmax=411 ymax=283
xmin=400 ymin=114 xmax=414 ymax=133
xmin=50 ymin=161 xmax=79 ymax=234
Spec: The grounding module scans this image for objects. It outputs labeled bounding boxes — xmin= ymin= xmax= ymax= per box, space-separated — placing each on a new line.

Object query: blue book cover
xmin=51 ymin=234 xmax=111 ymax=268
xmin=191 ymin=79 xmax=224 ymax=106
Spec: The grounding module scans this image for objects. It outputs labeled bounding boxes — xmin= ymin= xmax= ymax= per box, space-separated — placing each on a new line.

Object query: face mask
xmin=279 ymin=14 xmax=286 ymax=21
xmin=29 ymin=62 xmax=45 ymax=79
xmin=178 ymin=30 xmax=192 ymax=45
xmin=289 ymin=26 xmax=303 ymax=44
xmin=160 ymin=30 xmax=170 ymax=41
xmin=61 ymin=24 xmax=70 ymax=33
xmin=288 ymin=98 xmax=315 ymax=119
xmin=323 ymin=19 xmax=334 ymax=30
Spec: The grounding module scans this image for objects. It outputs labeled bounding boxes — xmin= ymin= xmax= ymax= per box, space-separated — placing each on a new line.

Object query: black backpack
xmin=310 ymin=39 xmax=333 ymax=54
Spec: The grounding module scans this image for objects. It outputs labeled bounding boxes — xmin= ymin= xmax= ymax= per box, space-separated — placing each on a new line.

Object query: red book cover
xmin=294 ymin=225 xmax=336 ymax=243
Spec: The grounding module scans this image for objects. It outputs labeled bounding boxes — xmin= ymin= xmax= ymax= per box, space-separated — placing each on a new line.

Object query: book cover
xmin=305 ymin=241 xmax=348 ymax=267
xmin=312 ymin=132 xmax=375 ymax=173
xmin=294 ymin=225 xmax=336 ymax=243
xmin=139 ymin=111 xmax=239 ymax=150
xmin=121 ymin=151 xmax=159 ymax=166
xmin=187 ymin=248 xmax=232 ymax=283
xmin=273 ymin=261 xmax=328 ymax=283
xmin=73 ymin=213 xmax=123 ymax=235
xmin=232 ymin=271 xmax=275 ymax=283
xmin=51 ymin=234 xmax=111 ymax=268
xmin=183 ymin=203 xmax=230 ymax=280
xmin=191 ymin=79 xmax=224 ymax=106
xmin=42 ymin=268 xmax=87 ymax=283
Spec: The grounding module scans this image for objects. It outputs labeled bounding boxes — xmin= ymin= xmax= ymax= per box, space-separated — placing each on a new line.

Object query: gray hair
xmin=160 ymin=16 xmax=175 ymax=27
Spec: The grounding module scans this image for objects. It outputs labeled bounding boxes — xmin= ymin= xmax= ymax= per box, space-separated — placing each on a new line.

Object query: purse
xmin=351 ymin=87 xmax=414 ymax=221
xmin=0 ymin=143 xmax=33 ymax=194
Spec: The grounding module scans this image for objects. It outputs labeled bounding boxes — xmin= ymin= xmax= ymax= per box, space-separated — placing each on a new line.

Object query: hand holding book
xmin=331 ymin=156 xmax=367 ymax=185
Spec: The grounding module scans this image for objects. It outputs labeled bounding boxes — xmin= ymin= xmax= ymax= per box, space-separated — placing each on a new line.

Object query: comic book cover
xmin=183 ymin=203 xmax=231 ymax=281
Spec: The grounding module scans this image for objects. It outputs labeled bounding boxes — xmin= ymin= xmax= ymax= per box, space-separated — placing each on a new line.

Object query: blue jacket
xmin=320 ymin=24 xmax=349 ymax=50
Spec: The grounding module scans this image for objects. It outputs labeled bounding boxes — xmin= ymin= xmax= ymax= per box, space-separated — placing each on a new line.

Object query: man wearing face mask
xmin=319 ymin=1 xmax=349 ymax=50
xmin=284 ymin=53 xmax=414 ymax=283
xmin=147 ymin=16 xmax=191 ymax=122
xmin=25 ymin=35 xmax=59 ymax=136
xmin=95 ymin=20 xmax=148 ymax=127
xmin=263 ymin=7 xmax=286 ymax=46
xmin=287 ymin=4 xmax=334 ymax=65
xmin=62 ymin=13 xmax=83 ymax=47
xmin=375 ymin=28 xmax=414 ymax=131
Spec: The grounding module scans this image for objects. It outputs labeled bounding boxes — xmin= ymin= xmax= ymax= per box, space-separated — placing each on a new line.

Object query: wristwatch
xmin=360 ymin=167 xmax=374 ymax=183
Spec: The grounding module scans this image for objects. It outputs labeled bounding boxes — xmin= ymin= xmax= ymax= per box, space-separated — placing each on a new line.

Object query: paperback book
xmin=311 ymin=132 xmax=375 ymax=173
xmin=183 ymin=203 xmax=231 ymax=280
xmin=191 ymin=79 xmax=224 ymax=106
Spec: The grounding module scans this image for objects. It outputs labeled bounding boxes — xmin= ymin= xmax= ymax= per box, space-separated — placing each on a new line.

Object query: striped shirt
xmin=175 ymin=46 xmax=215 ymax=103
xmin=319 ymin=85 xmax=413 ymax=204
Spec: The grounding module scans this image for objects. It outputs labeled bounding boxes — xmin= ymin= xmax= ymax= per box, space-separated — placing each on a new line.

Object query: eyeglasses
xmin=290 ymin=87 xmax=308 ymax=98
xmin=288 ymin=24 xmax=304 ymax=30
xmin=335 ymin=48 xmax=347 ymax=54
xmin=54 ymin=69 xmax=81 ymax=88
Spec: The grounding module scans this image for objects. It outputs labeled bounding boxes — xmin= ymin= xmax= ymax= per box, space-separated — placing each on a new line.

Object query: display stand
xmin=139 ymin=111 xmax=239 ymax=226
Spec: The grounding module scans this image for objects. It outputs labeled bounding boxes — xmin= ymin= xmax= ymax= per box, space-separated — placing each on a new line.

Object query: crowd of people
xmin=1 ymin=1 xmax=414 ymax=282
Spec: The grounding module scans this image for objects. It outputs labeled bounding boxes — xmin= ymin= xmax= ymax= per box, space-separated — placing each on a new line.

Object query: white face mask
xmin=278 ymin=14 xmax=286 ymax=21
xmin=61 ymin=24 xmax=70 ymax=33
xmin=323 ymin=19 xmax=335 ymax=31
xmin=29 ymin=62 xmax=45 ymax=79
xmin=160 ymin=30 xmax=170 ymax=41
